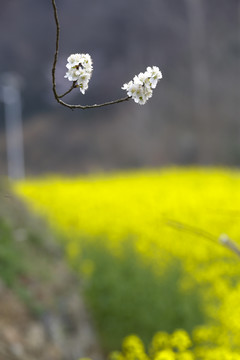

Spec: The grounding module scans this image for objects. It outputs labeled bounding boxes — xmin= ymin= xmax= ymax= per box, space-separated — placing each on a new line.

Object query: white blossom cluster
xmin=122 ymin=66 xmax=162 ymax=105
xmin=64 ymin=53 xmax=93 ymax=94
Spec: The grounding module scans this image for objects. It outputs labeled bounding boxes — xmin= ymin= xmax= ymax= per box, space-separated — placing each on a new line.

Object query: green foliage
xmin=78 ymin=240 xmax=205 ymax=352
xmin=0 ymin=218 xmax=26 ymax=287
xmin=0 ymin=183 xmax=64 ymax=314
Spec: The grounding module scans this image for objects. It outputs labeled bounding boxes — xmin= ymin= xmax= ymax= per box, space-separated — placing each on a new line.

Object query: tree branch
xmin=165 ymin=218 xmax=240 ymax=259
xmin=51 ymin=0 xmax=131 ymax=110
xmin=58 ymin=82 xmax=77 ymax=99
xmin=219 ymin=234 xmax=240 ymax=258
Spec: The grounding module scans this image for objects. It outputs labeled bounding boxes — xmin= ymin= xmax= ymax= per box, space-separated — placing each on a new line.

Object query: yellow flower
xmin=109 ymin=351 xmax=125 ymax=360
xmin=154 ymin=349 xmax=176 ymax=360
xmin=170 ymin=330 xmax=192 ymax=352
xmin=176 ymin=351 xmax=194 ymax=360
xmin=123 ymin=335 xmax=145 ymax=356
xmin=150 ymin=332 xmax=170 ymax=355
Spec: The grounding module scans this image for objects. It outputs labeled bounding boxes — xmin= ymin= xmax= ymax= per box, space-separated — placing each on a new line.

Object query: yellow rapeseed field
xmin=14 ymin=168 xmax=240 ymax=358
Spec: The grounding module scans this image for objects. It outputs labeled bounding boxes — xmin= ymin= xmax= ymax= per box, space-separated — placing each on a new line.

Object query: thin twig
xmin=51 ymin=0 xmax=60 ymax=101
xmin=164 ymin=218 xmax=240 ymax=259
xmin=164 ymin=219 xmax=217 ymax=243
xmin=58 ymin=82 xmax=77 ymax=99
xmin=219 ymin=234 xmax=240 ymax=258
xmin=53 ymin=95 xmax=131 ymax=110
xmin=51 ymin=0 xmax=131 ymax=109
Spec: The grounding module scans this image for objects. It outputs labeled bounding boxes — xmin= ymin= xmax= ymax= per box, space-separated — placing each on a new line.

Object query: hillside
xmin=0 ymin=180 xmax=102 ymax=360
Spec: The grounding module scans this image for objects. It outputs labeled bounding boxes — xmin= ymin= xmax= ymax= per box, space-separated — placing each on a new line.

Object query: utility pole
xmin=1 ymin=73 xmax=25 ymax=179
xmin=185 ymin=0 xmax=209 ymax=121
xmin=184 ymin=0 xmax=209 ymax=162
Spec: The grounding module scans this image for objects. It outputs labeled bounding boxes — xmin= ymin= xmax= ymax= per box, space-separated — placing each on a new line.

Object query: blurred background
xmin=0 ymin=0 xmax=240 ymax=177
